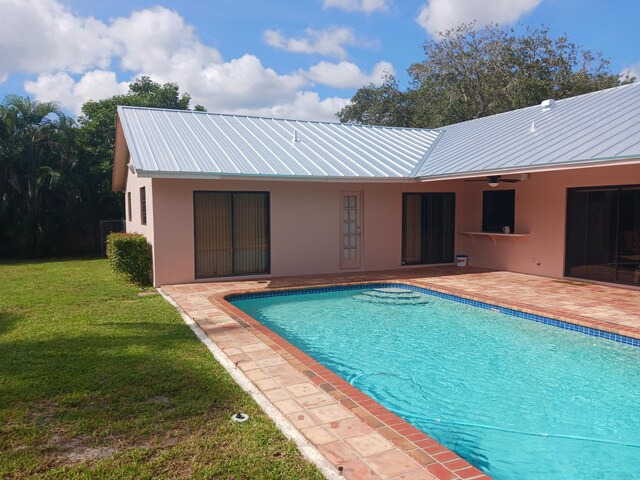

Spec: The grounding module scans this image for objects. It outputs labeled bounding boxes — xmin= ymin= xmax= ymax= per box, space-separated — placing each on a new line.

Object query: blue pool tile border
xmin=227 ymin=283 xmax=640 ymax=348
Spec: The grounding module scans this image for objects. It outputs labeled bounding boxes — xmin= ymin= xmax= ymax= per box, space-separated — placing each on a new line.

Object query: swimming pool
xmin=231 ymin=284 xmax=640 ymax=480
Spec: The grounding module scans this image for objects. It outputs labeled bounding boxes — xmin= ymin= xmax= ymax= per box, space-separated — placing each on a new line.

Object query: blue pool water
xmin=231 ymin=285 xmax=640 ymax=480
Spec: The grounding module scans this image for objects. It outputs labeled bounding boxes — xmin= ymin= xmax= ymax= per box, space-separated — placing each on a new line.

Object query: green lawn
xmin=0 ymin=258 xmax=323 ymax=479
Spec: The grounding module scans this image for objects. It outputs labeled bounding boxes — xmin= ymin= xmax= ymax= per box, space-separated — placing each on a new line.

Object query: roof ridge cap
xmin=117 ymin=105 xmax=441 ymax=132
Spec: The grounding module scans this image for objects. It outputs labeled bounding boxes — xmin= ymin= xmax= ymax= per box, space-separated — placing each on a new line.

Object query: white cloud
xmin=307 ymin=61 xmax=394 ymax=88
xmin=25 ymin=68 xmax=347 ymax=121
xmin=621 ymin=62 xmax=640 ymax=81
xmin=322 ymin=0 xmax=391 ymax=13
xmin=416 ymin=0 xmax=541 ymax=36
xmin=109 ymin=7 xmax=223 ymax=74
xmin=24 ymin=70 xmax=128 ymax=114
xmin=4 ymin=0 xmax=363 ymax=121
xmin=232 ymin=92 xmax=350 ymax=121
xmin=264 ymin=27 xmax=372 ymax=59
xmin=0 ymin=0 xmax=116 ymax=81
xmin=192 ymin=55 xmax=309 ymax=109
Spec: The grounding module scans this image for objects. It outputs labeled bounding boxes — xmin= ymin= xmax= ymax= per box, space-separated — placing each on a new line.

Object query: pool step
xmin=354 ymin=288 xmax=430 ymax=305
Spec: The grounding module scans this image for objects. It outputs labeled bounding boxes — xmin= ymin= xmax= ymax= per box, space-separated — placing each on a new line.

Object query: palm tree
xmin=0 ymin=95 xmax=77 ymax=257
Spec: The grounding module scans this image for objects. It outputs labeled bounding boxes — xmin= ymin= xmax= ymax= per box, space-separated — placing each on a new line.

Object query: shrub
xmin=106 ymin=233 xmax=152 ymax=286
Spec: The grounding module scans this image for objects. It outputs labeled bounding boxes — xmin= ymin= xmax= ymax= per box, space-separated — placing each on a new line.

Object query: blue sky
xmin=1 ymin=0 xmax=638 ymax=121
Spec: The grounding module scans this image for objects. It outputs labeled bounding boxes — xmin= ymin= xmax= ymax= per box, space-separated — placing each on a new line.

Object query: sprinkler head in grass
xmin=231 ymin=412 xmax=249 ymax=423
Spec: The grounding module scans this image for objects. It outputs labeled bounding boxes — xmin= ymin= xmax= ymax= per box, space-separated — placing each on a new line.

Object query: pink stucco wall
xmin=149 ymin=178 xmax=463 ymax=286
xmin=124 ymin=168 xmax=155 ymax=261
xmin=126 ymin=162 xmax=639 ymax=286
xmin=457 ymin=163 xmax=640 ymax=278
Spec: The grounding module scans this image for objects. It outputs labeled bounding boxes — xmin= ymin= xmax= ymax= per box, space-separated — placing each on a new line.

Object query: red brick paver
xmin=161 ymin=267 xmax=640 ymax=480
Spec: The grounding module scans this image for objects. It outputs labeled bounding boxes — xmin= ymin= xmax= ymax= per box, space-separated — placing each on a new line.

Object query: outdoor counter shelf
xmin=460 ymin=231 xmax=531 ymax=245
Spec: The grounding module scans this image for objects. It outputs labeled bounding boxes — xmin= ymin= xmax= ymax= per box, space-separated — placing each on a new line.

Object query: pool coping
xmin=162 ymin=274 xmax=640 ymax=480
xmin=227 ymin=282 xmax=640 ymax=347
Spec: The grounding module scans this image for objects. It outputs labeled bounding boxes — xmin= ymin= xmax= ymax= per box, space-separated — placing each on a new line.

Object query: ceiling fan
xmin=464 ymin=175 xmax=521 ymax=187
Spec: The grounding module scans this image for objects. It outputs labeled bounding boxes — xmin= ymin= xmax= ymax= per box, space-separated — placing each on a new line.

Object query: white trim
xmin=418 ymin=157 xmax=640 ymax=182
xmin=137 ymin=170 xmax=420 ymax=183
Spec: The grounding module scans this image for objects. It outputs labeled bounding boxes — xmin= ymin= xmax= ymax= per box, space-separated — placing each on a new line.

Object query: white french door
xmin=340 ymin=191 xmax=362 ymax=269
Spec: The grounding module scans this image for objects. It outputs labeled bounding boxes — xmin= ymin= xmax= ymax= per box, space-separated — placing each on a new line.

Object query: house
xmin=112 ymin=82 xmax=640 ymax=287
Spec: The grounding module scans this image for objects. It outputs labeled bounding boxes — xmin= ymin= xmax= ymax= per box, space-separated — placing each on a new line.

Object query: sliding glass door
xmin=565 ymin=186 xmax=640 ymax=285
xmin=402 ymin=193 xmax=455 ymax=265
xmin=194 ymin=191 xmax=270 ymax=278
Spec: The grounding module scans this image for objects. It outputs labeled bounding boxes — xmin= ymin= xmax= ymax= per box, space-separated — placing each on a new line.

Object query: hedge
xmin=106 ymin=233 xmax=152 ymax=286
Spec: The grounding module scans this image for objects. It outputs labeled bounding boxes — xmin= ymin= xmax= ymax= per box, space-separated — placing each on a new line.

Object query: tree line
xmin=1 ymin=24 xmax=633 ymax=258
xmin=0 ymin=77 xmax=202 ymax=257
xmin=337 ymin=23 xmax=633 ymax=127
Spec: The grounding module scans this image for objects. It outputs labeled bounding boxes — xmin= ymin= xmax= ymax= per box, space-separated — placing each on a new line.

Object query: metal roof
xmin=416 ymin=81 xmax=640 ymax=178
xmin=116 ymin=82 xmax=640 ymax=183
xmin=117 ymin=106 xmax=441 ymax=179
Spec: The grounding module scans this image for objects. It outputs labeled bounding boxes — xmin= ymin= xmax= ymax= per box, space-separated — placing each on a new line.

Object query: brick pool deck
xmin=161 ymin=267 xmax=640 ymax=480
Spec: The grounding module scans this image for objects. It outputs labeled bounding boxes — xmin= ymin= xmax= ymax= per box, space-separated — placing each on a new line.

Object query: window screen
xmin=402 ymin=193 xmax=455 ymax=265
xmin=482 ymin=190 xmax=514 ymax=233
xmin=194 ymin=192 xmax=270 ymax=278
xmin=140 ymin=187 xmax=147 ymax=225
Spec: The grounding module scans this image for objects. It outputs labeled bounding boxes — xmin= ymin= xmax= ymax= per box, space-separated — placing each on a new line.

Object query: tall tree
xmin=336 ymin=74 xmax=415 ymax=127
xmin=338 ymin=23 xmax=634 ymax=128
xmin=78 ymin=76 xmax=195 ymax=172
xmin=0 ymin=95 xmax=76 ymax=256
xmin=75 ymin=77 xmax=203 ymax=250
xmin=0 ymin=77 xmax=203 ymax=258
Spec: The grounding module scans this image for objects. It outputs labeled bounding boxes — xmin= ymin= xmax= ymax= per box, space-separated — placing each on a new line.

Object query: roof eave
xmin=135 ymin=170 xmax=421 ymax=183
xmin=417 ymin=155 xmax=640 ymax=182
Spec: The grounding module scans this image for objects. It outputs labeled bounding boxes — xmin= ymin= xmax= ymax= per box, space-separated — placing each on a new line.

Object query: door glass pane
xmin=566 ymin=186 xmax=640 ymax=286
xmin=233 ymin=193 xmax=269 ymax=275
xmin=402 ymin=193 xmax=455 ymax=265
xmin=566 ymin=189 xmax=617 ymax=283
xmin=402 ymin=194 xmax=422 ymax=264
xmin=194 ymin=192 xmax=232 ymax=277
xmin=342 ymin=194 xmax=358 ymax=264
xmin=617 ymin=188 xmax=640 ymax=285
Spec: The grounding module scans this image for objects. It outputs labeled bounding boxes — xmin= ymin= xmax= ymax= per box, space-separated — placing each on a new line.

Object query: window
xmin=402 ymin=193 xmax=455 ymax=265
xmin=194 ymin=191 xmax=270 ymax=278
xmin=482 ymin=190 xmax=514 ymax=233
xmin=140 ymin=187 xmax=147 ymax=225
xmin=127 ymin=192 xmax=132 ymax=221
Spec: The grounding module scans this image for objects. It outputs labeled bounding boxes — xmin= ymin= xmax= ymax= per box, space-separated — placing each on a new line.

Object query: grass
xmin=0 ymin=257 xmax=324 ymax=479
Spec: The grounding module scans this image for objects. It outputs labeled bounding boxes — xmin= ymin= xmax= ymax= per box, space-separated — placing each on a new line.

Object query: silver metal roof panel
xmin=118 ymin=107 xmax=441 ymax=179
xmin=117 ymin=82 xmax=640 ymax=182
xmin=416 ymin=82 xmax=640 ymax=177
